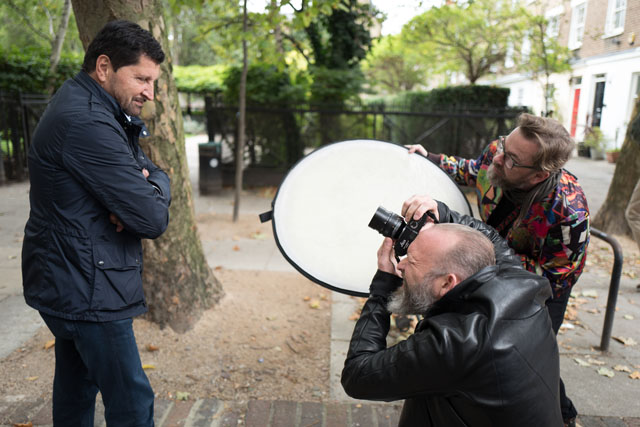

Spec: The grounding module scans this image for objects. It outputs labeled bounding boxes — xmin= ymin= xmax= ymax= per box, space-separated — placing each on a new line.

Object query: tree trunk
xmin=233 ymin=0 xmax=248 ymax=222
xmin=71 ymin=0 xmax=223 ymax=333
xmin=592 ymin=99 xmax=640 ymax=235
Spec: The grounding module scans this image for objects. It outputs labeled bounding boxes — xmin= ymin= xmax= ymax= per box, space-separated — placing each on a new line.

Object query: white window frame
xmin=604 ymin=0 xmax=626 ymax=37
xmin=569 ymin=0 xmax=587 ymax=50
xmin=521 ymin=32 xmax=531 ymax=63
xmin=545 ymin=6 xmax=563 ymax=39
xmin=504 ymin=42 xmax=515 ymax=69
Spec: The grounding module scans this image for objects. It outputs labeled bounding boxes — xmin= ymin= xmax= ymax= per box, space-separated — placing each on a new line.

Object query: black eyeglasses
xmin=497 ymin=136 xmax=538 ymax=170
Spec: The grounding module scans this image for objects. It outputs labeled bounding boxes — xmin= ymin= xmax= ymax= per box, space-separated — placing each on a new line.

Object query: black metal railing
xmin=0 ymin=92 xmax=49 ymax=183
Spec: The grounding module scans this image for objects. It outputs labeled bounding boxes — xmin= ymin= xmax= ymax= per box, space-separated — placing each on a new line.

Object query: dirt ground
xmin=0 ymin=213 xmax=333 ymax=403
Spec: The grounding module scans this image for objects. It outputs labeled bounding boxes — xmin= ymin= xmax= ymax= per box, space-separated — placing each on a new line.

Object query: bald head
xmin=413 ymin=223 xmax=496 ymax=282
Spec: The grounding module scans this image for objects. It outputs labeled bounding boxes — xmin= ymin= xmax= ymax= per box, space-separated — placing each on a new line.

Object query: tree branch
xmin=6 ymin=0 xmax=51 ymax=42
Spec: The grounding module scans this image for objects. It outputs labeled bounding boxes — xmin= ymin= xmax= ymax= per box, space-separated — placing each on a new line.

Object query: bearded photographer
xmin=341 ymin=195 xmax=562 ymax=427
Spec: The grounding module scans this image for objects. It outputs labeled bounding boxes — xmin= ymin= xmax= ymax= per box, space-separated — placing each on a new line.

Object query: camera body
xmin=368 ymin=206 xmax=430 ymax=256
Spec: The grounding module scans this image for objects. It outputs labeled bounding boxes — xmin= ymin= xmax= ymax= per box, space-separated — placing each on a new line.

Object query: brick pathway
xmin=1 ymin=397 xmax=403 ymax=426
xmin=3 ymin=397 xmax=640 ymax=426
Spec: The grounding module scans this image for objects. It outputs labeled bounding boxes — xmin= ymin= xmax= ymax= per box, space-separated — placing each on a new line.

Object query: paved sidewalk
xmin=2 ymin=140 xmax=639 ymax=426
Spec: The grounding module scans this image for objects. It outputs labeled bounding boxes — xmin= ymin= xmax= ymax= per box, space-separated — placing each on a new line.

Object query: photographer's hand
xmin=405 ymin=144 xmax=428 ymax=156
xmin=402 ymin=194 xmax=440 ymax=223
xmin=377 ymin=237 xmax=400 ymax=277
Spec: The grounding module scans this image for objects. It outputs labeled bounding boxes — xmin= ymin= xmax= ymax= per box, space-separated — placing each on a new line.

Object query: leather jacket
xmin=341 ymin=202 xmax=562 ymax=426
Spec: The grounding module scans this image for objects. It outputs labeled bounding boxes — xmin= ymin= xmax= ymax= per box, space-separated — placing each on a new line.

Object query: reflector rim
xmin=269 ymin=139 xmax=473 ymax=297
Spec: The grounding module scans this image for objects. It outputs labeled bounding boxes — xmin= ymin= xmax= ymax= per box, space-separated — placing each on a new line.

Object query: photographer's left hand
xmin=377 ymin=237 xmax=401 ymax=277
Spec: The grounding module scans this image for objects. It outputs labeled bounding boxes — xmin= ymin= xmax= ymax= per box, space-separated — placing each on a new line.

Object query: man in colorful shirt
xmin=407 ymin=113 xmax=589 ymax=427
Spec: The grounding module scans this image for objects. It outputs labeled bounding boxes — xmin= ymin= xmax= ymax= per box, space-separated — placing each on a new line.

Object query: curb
xmin=1 ymin=397 xmax=403 ymax=426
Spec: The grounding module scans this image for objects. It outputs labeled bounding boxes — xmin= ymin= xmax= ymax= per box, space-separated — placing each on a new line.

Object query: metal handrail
xmin=590 ymin=227 xmax=624 ymax=352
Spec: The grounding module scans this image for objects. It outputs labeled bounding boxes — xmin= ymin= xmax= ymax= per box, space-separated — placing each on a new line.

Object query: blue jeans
xmin=40 ymin=313 xmax=154 ymax=427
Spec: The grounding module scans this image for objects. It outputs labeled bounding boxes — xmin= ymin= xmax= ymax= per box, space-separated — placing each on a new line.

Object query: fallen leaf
xmin=586 ymin=358 xmax=606 ymax=366
xmin=142 ymin=364 xmax=156 ymax=370
xmin=233 ymin=245 xmax=240 ymax=251
xmin=214 ymin=266 xmax=223 ymax=271
xmin=630 ymin=371 xmax=640 ymax=380
xmin=251 ymin=232 xmax=267 ymax=240
xmin=586 ymin=308 xmax=599 ymax=314
xmin=303 ymin=296 xmax=311 ymax=301
xmin=146 ymin=344 xmax=159 ymax=352
xmin=612 ymin=336 xmax=638 ymax=346
xmin=582 ymin=290 xmax=598 ymax=298
xmin=597 ymin=367 xmax=615 ymax=378
xmin=13 ymin=422 xmax=33 ymax=427
xmin=623 ymin=314 xmax=634 ymax=320
xmin=614 ymin=365 xmax=631 ymax=373
xmin=176 ymin=391 xmax=190 ymax=401
xmin=26 ymin=376 xmax=38 ymax=381
xmin=43 ymin=339 xmax=55 ymax=350
xmin=559 ymin=323 xmax=574 ymax=330
xmin=574 ymin=358 xmax=590 ymax=367
xmin=309 ymin=300 xmax=320 ymax=309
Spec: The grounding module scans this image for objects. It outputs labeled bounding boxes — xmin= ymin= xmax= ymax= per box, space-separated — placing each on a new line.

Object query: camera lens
xmin=368 ymin=206 xmax=405 ymax=240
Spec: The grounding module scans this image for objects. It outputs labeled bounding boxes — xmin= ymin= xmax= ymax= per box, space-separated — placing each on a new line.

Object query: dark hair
xmin=82 ymin=20 xmax=165 ymax=73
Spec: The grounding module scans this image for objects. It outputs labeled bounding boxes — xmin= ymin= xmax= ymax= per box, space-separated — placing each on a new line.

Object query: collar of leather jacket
xmin=421 ymin=264 xmax=551 ymax=323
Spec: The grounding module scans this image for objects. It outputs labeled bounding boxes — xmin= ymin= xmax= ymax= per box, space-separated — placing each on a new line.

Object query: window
xmin=569 ymin=1 xmax=587 ymax=50
xmin=545 ymin=5 xmax=563 ymax=39
xmin=521 ymin=32 xmax=531 ymax=63
xmin=605 ymin=0 xmax=626 ymax=36
xmin=547 ymin=14 xmax=560 ymax=39
xmin=504 ymin=42 xmax=515 ymax=69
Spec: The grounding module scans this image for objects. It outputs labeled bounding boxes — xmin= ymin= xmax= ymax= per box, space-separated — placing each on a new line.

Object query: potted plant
xmin=583 ymin=127 xmax=606 ymax=160
xmin=606 ymin=147 xmax=621 ymax=163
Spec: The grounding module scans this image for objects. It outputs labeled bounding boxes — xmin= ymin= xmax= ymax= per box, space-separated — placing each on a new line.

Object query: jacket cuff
xmin=369 ymin=270 xmax=403 ymax=299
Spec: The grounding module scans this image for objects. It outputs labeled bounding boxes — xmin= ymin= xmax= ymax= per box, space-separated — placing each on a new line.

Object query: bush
xmin=222 ymin=64 xmax=306 ymax=106
xmin=173 ymin=65 xmax=227 ymax=94
xmin=0 ymin=46 xmax=81 ymax=94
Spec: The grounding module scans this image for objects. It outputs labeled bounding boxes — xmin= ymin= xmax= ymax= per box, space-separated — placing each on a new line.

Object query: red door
xmin=570 ymin=88 xmax=580 ymax=137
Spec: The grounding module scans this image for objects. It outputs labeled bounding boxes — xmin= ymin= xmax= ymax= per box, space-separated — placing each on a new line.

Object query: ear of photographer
xmin=342 ymin=196 xmax=563 ymax=426
xmin=406 ymin=113 xmax=588 ymax=427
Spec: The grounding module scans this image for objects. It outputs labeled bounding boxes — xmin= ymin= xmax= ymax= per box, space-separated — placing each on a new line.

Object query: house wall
xmin=485 ymin=0 xmax=640 ymax=151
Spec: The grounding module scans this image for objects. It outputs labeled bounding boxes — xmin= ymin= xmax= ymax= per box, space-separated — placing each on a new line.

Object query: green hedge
xmin=387 ymin=85 xmax=511 ymax=110
xmin=0 ymin=47 xmax=81 ymax=94
xmin=173 ymin=64 xmax=227 ymax=94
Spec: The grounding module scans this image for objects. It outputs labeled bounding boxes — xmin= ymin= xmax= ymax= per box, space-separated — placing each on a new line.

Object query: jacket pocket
xmin=91 ymin=243 xmax=144 ymax=311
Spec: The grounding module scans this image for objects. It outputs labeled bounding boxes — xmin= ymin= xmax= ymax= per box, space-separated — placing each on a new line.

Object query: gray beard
xmin=386 ymin=278 xmax=439 ymax=315
xmin=487 ymin=163 xmax=516 ymax=190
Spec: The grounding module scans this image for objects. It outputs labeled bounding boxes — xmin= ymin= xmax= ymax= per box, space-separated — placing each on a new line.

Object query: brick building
xmin=485 ymin=0 xmax=640 ymax=150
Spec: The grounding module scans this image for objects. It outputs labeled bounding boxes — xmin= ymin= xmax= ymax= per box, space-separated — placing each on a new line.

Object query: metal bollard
xmin=590 ymin=227 xmax=624 ymax=352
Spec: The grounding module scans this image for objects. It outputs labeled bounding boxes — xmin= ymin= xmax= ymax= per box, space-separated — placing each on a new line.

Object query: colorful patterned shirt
xmin=438 ymin=141 xmax=590 ymax=298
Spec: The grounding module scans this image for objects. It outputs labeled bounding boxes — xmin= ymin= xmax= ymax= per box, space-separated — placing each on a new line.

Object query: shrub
xmin=0 ymin=46 xmax=81 ymax=94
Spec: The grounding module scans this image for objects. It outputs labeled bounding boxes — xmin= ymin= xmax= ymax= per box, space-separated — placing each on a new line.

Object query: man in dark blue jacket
xmin=22 ymin=20 xmax=171 ymax=426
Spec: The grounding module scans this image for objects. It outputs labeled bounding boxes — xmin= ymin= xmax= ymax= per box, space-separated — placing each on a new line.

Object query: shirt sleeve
xmin=437 ymin=142 xmax=495 ymax=188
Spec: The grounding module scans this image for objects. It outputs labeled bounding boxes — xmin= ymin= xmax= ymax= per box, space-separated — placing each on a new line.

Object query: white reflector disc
xmin=271 ymin=140 xmax=472 ymax=296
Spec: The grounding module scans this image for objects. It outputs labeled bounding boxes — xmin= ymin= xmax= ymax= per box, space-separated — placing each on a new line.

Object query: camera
xmin=368 ymin=206 xmax=430 ymax=256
